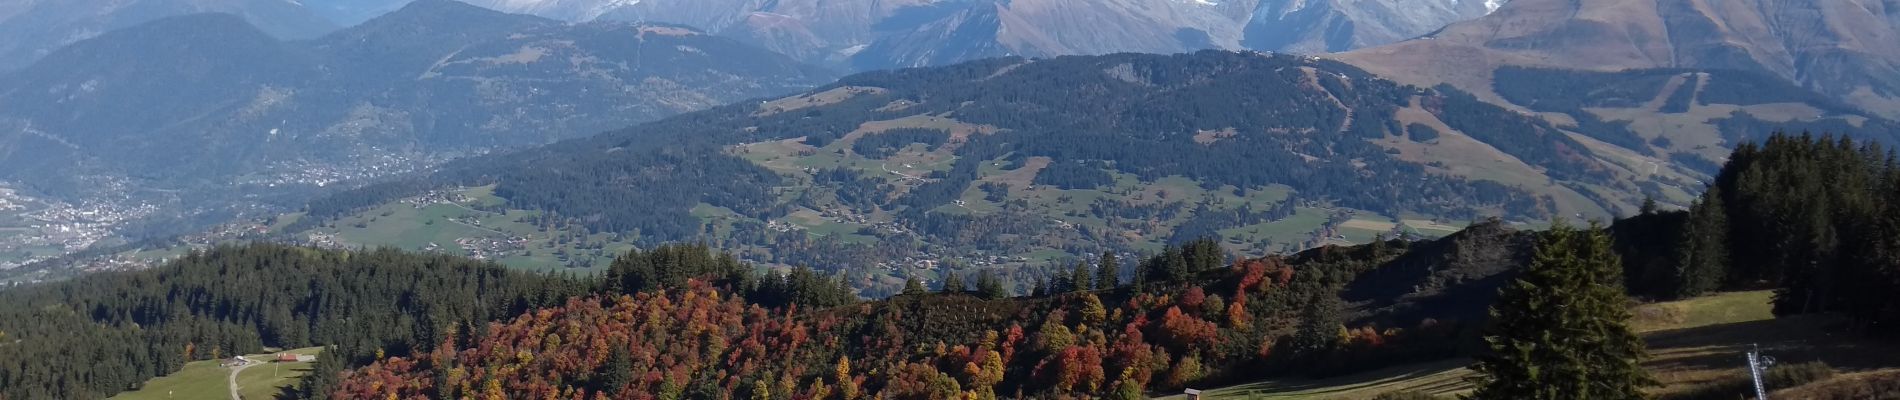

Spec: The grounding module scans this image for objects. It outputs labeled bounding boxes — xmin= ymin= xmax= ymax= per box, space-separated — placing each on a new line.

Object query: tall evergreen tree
xmin=942 ymin=271 xmax=967 ymax=294
xmin=1288 ymin=292 xmax=1344 ymax=362
xmin=1132 ymin=256 xmax=1152 ymax=290
xmin=601 ymin=344 xmax=634 ymax=395
xmin=976 ymin=270 xmax=1009 ymax=300
xmin=1673 ymin=189 xmax=1728 ymax=299
xmin=1071 ymin=262 xmax=1093 ymax=293
xmin=1165 ymin=247 xmax=1191 ymax=283
xmin=300 ymin=345 xmax=346 ymax=399
xmin=1470 ymin=221 xmax=1653 ymax=400
xmin=1096 ymin=252 xmax=1121 ymax=290
xmin=903 ymin=276 xmax=927 ymax=296
xmin=1841 ymin=167 xmax=1900 ymax=333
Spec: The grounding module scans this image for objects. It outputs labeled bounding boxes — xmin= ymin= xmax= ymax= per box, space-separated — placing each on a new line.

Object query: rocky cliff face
xmin=462 ymin=0 xmax=1505 ymax=69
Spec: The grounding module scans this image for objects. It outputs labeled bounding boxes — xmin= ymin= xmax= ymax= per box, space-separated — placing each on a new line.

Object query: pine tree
xmin=1835 ymin=165 xmax=1900 ymax=333
xmin=903 ymin=276 xmax=927 ymax=296
xmin=1673 ymin=189 xmax=1728 ymax=299
xmin=600 ymin=344 xmax=634 ymax=395
xmin=976 ymin=271 xmax=1009 ymax=300
xmin=299 ymin=346 xmax=345 ymax=399
xmin=1288 ymin=292 xmax=1344 ymax=361
xmin=1132 ymin=256 xmax=1152 ymax=290
xmin=942 ymin=271 xmax=967 ymax=294
xmin=1096 ymin=252 xmax=1120 ymax=290
xmin=1165 ymin=247 xmax=1191 ymax=283
xmin=1470 ymin=221 xmax=1653 ymax=400
xmin=1071 ymin=262 xmax=1092 ymax=293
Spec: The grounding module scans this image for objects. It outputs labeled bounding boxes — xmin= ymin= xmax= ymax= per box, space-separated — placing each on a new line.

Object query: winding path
xmin=227 ymin=360 xmax=254 ymax=400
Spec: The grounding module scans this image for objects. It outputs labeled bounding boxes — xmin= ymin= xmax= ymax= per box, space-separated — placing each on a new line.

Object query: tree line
xmin=0 ymin=245 xmax=592 ymax=399
xmin=1619 ymin=133 xmax=1900 ymax=336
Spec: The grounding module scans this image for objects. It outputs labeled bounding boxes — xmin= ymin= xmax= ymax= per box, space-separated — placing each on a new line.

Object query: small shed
xmin=1184 ymin=388 xmax=1202 ymax=400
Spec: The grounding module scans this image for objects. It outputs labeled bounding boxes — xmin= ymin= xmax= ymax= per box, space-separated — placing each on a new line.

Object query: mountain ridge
xmin=0 ymin=0 xmax=342 ymax=71
xmin=463 ymin=0 xmax=1508 ymax=70
xmin=1337 ymin=0 xmax=1900 ymax=119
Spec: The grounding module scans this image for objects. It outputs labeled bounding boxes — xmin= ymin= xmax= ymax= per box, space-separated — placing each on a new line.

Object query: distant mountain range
xmin=0 ymin=0 xmax=338 ymax=71
xmin=0 ymin=0 xmax=1510 ymax=74
xmin=0 ymin=0 xmax=834 ymax=216
xmin=462 ymin=0 xmax=1509 ymax=70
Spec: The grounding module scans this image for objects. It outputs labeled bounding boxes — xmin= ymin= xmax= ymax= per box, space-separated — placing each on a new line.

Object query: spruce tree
xmin=1071 ymin=262 xmax=1092 ymax=293
xmin=1842 ymin=169 xmax=1900 ymax=331
xmin=1132 ymin=257 xmax=1152 ymax=290
xmin=1096 ymin=252 xmax=1121 ymax=290
xmin=902 ymin=276 xmax=926 ymax=296
xmin=1165 ymin=247 xmax=1192 ymax=282
xmin=601 ymin=345 xmax=634 ymax=395
xmin=1673 ymin=190 xmax=1728 ymax=299
xmin=976 ymin=271 xmax=1009 ymax=299
xmin=1471 ymin=221 xmax=1653 ymax=400
xmin=1288 ymin=292 xmax=1344 ymax=362
xmin=942 ymin=271 xmax=967 ymax=294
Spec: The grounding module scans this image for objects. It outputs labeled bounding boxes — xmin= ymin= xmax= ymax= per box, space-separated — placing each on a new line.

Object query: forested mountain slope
xmin=276 ymin=50 xmax=1743 ymax=295
xmin=0 ymin=244 xmax=593 ymax=399
xmin=0 ymin=0 xmax=835 ymax=259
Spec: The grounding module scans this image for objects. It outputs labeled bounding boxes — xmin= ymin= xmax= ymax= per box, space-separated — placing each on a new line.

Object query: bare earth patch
xmin=754 ymin=86 xmax=889 ymax=116
xmin=1193 ymin=128 xmax=1238 ymax=145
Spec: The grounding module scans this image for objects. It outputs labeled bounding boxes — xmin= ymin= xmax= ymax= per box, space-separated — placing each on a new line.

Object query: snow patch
xmin=1484 ymin=0 xmax=1504 ymax=14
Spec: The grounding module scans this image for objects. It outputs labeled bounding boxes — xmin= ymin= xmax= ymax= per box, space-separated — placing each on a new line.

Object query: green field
xmin=108 ymin=358 xmax=230 ymax=400
xmin=1629 ymin=290 xmax=1776 ymax=333
xmin=1219 ymin=208 xmax=1331 ymax=247
xmin=111 ymin=347 xmax=322 ymax=400
xmin=1172 ymin=291 xmax=1899 ymax=400
xmin=329 ymin=203 xmax=496 ymax=251
xmin=304 ymin=186 xmax=633 ymax=272
xmin=0 ymin=244 xmax=60 ymax=265
xmin=235 ymin=347 xmax=322 ymax=400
